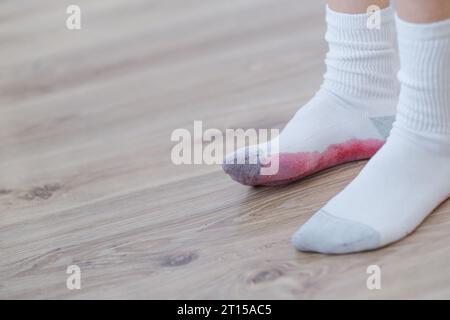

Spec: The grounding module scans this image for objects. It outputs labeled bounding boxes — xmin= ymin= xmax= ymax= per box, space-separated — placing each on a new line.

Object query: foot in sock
xmin=292 ymin=15 xmax=450 ymax=254
xmin=223 ymin=7 xmax=399 ymax=186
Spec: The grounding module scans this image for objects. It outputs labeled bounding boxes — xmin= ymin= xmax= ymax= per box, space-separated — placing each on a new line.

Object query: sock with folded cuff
xmin=223 ymin=6 xmax=399 ymax=186
xmin=293 ymin=15 xmax=450 ymax=254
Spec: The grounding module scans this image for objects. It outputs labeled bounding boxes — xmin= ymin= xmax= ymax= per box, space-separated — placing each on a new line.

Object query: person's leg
xmin=397 ymin=0 xmax=450 ymax=23
xmin=293 ymin=1 xmax=450 ymax=254
xmin=223 ymin=1 xmax=399 ymax=186
xmin=328 ymin=0 xmax=389 ymax=14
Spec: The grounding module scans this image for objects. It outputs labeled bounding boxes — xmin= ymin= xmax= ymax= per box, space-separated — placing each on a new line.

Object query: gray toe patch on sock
xmin=292 ymin=210 xmax=381 ymax=254
xmin=370 ymin=116 xmax=395 ymax=139
xmin=222 ymin=147 xmax=261 ymax=184
xmin=222 ymin=162 xmax=260 ymax=179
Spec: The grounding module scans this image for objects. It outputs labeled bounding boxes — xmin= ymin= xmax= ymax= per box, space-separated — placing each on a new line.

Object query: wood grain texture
xmin=1 ymin=0 xmax=450 ymax=299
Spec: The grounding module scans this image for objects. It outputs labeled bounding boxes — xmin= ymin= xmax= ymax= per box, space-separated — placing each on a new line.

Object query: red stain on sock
xmin=230 ymin=139 xmax=384 ymax=186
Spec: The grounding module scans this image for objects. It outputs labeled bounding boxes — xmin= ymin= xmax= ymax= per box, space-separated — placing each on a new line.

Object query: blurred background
xmin=0 ymin=0 xmax=325 ymax=206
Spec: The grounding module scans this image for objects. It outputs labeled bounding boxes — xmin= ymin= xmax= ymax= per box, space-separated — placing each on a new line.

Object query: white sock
xmin=292 ymin=15 xmax=450 ymax=254
xmin=223 ymin=6 xmax=399 ymax=186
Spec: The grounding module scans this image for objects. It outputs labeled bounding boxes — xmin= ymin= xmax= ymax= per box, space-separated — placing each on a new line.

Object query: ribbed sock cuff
xmin=396 ymin=15 xmax=450 ymax=40
xmin=322 ymin=5 xmax=399 ymax=100
xmin=396 ymin=15 xmax=450 ymax=135
xmin=326 ymin=5 xmax=395 ymax=30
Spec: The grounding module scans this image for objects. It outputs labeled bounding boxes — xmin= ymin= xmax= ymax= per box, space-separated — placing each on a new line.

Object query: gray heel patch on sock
xmin=370 ymin=116 xmax=395 ymax=139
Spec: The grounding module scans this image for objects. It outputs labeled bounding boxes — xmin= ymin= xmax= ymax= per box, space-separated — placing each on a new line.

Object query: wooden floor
xmin=1 ymin=0 xmax=450 ymax=299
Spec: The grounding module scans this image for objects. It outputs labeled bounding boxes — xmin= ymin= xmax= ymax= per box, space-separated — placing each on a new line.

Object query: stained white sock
xmin=223 ymin=6 xmax=399 ymax=186
xmin=292 ymin=15 xmax=450 ymax=254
